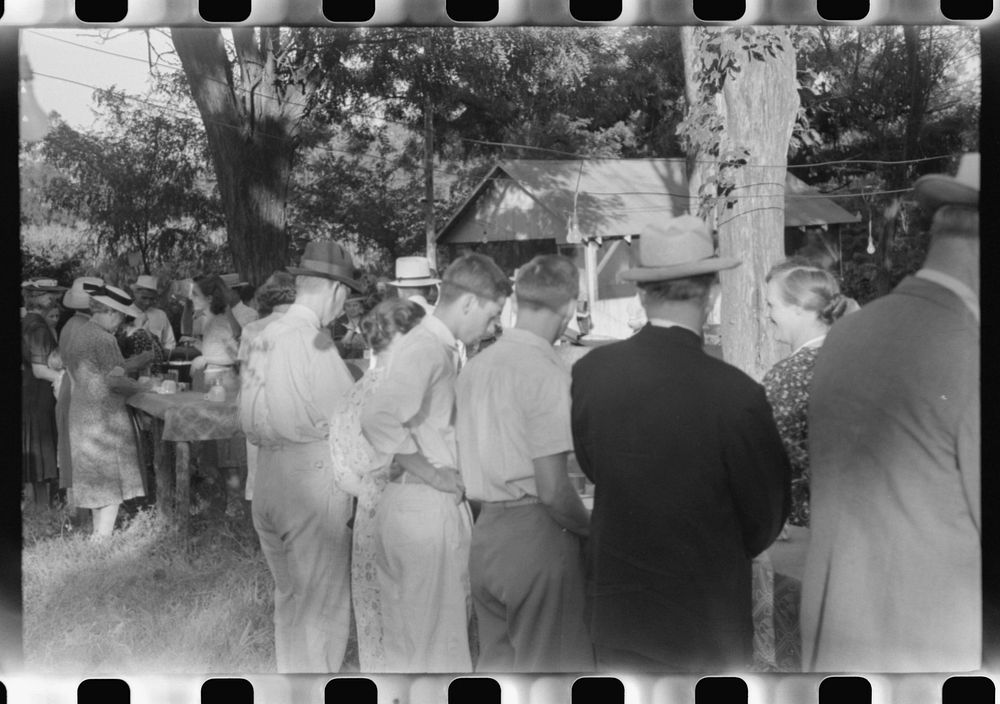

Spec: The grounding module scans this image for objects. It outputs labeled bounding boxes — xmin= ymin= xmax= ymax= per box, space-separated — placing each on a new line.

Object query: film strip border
xmin=0 ymin=0 xmax=993 ymax=25
xmin=0 ymin=673 xmax=995 ymax=702
xmin=5 ymin=0 xmax=997 ymax=702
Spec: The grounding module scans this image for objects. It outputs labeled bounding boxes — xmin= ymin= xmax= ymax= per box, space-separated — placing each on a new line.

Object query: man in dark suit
xmin=570 ymin=215 xmax=790 ymax=672
xmin=801 ymin=154 xmax=980 ymax=672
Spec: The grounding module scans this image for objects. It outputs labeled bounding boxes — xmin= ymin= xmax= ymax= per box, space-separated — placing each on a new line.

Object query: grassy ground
xmin=23 ymin=487 xmax=362 ymax=675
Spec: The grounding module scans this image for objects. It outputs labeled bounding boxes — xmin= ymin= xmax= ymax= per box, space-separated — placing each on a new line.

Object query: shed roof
xmin=436 ymin=158 xmax=861 ymax=245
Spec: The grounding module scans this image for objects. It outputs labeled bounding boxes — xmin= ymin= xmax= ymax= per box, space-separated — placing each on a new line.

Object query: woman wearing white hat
xmin=60 ymin=283 xmax=152 ymax=538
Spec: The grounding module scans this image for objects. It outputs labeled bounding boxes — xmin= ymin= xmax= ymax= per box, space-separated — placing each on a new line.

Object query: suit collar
xmin=634 ymin=323 xmax=703 ymax=348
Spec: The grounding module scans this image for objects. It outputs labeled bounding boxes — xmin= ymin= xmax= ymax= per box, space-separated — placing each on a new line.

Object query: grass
xmin=23 ymin=491 xmax=362 ymax=675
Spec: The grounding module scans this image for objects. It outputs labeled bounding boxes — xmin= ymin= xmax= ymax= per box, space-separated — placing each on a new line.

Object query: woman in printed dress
xmin=763 ymin=258 xmax=852 ymax=528
xmin=328 ymin=298 xmax=426 ymax=672
xmin=63 ymin=285 xmax=153 ymax=537
xmin=755 ymin=258 xmax=852 ymax=670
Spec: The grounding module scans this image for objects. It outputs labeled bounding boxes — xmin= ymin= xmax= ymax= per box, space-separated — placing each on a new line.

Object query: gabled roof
xmin=436 ymin=158 xmax=861 ymax=244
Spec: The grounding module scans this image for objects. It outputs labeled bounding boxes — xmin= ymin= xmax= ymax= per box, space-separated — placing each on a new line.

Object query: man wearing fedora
xmin=389 ymin=256 xmax=440 ymax=314
xmin=570 ymin=214 xmax=790 ymax=671
xmin=132 ymin=275 xmax=176 ymax=357
xmin=801 ymin=154 xmax=981 ymax=672
xmin=239 ymin=240 xmax=365 ymax=673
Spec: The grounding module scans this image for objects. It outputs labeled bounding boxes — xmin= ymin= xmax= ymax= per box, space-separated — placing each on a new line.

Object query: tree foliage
xmin=35 ymin=88 xmax=221 ymax=275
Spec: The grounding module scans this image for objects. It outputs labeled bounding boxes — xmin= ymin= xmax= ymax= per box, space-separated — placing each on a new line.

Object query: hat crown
xmin=395 ymin=256 xmax=433 ymax=280
xmin=954 ymin=153 xmax=980 ymax=191
xmin=637 ymin=215 xmax=716 ymax=268
xmin=134 ymin=274 xmax=159 ymax=291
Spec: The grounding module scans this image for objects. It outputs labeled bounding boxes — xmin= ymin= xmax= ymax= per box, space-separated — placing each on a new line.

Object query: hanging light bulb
xmin=866 ymin=217 xmax=876 ymax=255
xmin=566 ymin=211 xmax=582 ymax=244
xmin=19 ymin=55 xmax=51 ymax=143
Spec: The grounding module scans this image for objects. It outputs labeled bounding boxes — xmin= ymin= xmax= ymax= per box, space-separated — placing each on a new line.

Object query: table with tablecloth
xmin=127 ymin=388 xmax=242 ymax=529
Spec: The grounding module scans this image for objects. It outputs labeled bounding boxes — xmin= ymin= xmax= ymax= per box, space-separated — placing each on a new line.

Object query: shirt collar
xmin=423 ymin=312 xmax=458 ymax=350
xmin=501 ymin=327 xmax=561 ymax=361
xmin=284 ymin=303 xmax=321 ymax=329
xmin=915 ymin=268 xmax=980 ymax=322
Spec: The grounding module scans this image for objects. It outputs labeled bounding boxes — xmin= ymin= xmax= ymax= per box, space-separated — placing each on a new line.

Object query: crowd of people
xmin=21 ymin=155 xmax=979 ymax=673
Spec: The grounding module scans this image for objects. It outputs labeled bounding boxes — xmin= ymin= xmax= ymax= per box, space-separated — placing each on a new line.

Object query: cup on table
xmin=166 ymin=369 xmax=179 ymax=384
xmin=160 ymin=379 xmax=178 ymax=394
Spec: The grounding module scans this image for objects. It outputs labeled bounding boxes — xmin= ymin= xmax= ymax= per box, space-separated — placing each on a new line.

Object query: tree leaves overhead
xmin=36 ymin=88 xmax=222 ymax=274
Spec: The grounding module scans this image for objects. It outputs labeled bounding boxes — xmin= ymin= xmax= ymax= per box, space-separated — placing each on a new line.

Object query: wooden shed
xmin=436 ymin=158 xmax=861 ymax=338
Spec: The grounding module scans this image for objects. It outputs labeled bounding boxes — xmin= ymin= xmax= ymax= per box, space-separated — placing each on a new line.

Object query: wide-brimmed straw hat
xmin=620 ymin=215 xmax=740 ymax=283
xmin=133 ymin=274 xmax=159 ymax=292
xmin=913 ymin=152 xmax=979 ymax=213
xmin=86 ymin=283 xmax=142 ymax=318
xmin=390 ymin=256 xmax=441 ymax=287
xmin=22 ymin=278 xmax=67 ymax=293
xmin=63 ymin=276 xmax=105 ymax=310
xmin=286 ymin=240 xmax=365 ymax=293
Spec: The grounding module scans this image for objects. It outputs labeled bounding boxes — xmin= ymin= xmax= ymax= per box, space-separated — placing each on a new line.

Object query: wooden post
xmin=175 ymin=441 xmax=191 ymax=533
xmin=152 ymin=419 xmax=174 ymax=517
xmin=584 ymin=239 xmax=599 ymax=309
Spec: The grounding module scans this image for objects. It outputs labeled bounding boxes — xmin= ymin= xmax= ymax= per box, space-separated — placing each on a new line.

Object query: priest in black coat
xmin=570 ymin=215 xmax=790 ymax=672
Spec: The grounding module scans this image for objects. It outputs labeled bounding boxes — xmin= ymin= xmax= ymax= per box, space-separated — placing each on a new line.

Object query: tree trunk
xmin=171 ymin=28 xmax=300 ymax=288
xmin=716 ymin=29 xmax=800 ymax=381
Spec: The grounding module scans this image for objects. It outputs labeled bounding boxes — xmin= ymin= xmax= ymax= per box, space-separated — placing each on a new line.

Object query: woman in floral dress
xmin=763 ymin=259 xmax=852 ymax=527
xmin=756 ymin=258 xmax=852 ymax=670
xmin=328 ymin=298 xmax=426 ymax=672
xmin=62 ymin=285 xmax=152 ymax=538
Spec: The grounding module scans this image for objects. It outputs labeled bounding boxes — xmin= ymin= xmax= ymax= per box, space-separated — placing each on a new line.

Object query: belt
xmin=389 ymin=471 xmax=431 ymax=487
xmin=481 ymin=496 xmax=541 ymax=509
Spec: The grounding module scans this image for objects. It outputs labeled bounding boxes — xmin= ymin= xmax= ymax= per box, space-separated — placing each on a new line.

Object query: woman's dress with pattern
xmin=762 ymin=345 xmax=820 ymax=527
xmin=57 ymin=313 xmax=89 ymax=490
xmin=22 ymin=312 xmax=59 ymax=484
xmin=328 ymin=366 xmax=392 ymax=672
xmin=116 ymin=326 xmax=166 ymax=366
xmin=62 ymin=320 xmax=145 ymax=509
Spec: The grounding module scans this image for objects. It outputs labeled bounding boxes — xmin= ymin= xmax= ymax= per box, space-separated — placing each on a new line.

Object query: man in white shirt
xmin=361 ymin=253 xmax=511 ymax=672
xmin=456 ymin=254 xmax=594 ymax=672
xmin=239 ymin=241 xmax=364 ymax=673
xmin=131 ymin=275 xmax=176 ymax=355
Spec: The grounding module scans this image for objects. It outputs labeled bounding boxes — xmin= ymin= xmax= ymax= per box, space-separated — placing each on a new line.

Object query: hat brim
xmin=91 ymin=295 xmax=142 ymax=318
xmin=390 ymin=277 xmax=440 ymax=287
xmin=285 ymin=267 xmax=366 ymax=294
xmin=24 ymin=285 xmax=67 ymax=293
xmin=913 ymin=176 xmax=979 ymax=212
xmin=620 ymin=257 xmax=741 ymax=282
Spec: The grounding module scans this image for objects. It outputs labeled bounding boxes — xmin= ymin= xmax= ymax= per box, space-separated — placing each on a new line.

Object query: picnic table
xmin=127 ymin=388 xmax=242 ymax=530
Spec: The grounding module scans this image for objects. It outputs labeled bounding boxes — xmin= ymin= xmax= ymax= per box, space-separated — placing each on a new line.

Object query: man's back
xmin=803 ymin=276 xmax=980 ymax=671
xmin=571 ymin=324 xmax=789 ymax=669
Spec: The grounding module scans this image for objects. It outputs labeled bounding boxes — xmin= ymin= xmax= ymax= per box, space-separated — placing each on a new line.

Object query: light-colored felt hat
xmin=913 ymin=152 xmax=979 ymax=214
xmin=133 ymin=274 xmax=160 ymax=292
xmin=620 ymin=215 xmax=741 ymax=283
xmin=390 ymin=256 xmax=441 ymax=287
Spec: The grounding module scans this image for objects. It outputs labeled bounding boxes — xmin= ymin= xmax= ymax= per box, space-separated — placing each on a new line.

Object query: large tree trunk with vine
xmin=172 ymin=28 xmax=304 ymax=288
xmin=687 ymin=28 xmax=799 ymax=381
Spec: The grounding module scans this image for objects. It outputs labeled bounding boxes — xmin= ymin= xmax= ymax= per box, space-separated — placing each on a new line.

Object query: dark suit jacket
xmin=571 ymin=325 xmax=790 ymax=671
